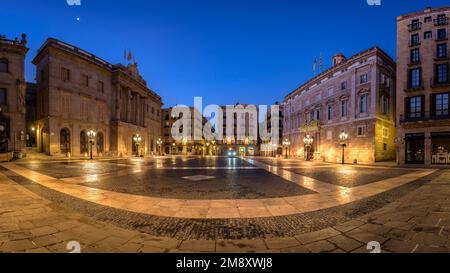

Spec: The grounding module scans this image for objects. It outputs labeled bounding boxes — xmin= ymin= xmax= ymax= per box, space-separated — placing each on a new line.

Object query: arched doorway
xmin=60 ymin=128 xmax=71 ymax=154
xmin=96 ymin=132 xmax=104 ymax=155
xmin=80 ymin=131 xmax=88 ymax=154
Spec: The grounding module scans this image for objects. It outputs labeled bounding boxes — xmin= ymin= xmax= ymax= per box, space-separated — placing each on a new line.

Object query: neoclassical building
xmin=283 ymin=47 xmax=396 ymax=164
xmin=0 ymin=34 xmax=28 ymax=159
xmin=397 ymin=7 xmax=450 ymax=166
xmin=32 ymin=38 xmax=163 ymax=157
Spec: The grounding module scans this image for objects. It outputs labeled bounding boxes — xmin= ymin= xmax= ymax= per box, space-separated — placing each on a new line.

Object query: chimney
xmin=332 ymin=53 xmax=346 ymax=67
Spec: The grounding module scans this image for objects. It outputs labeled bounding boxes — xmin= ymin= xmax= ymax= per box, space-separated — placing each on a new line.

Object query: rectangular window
xmin=382 ymin=127 xmax=389 ymax=138
xmin=326 ymin=130 xmax=332 ymax=140
xmin=357 ymin=126 xmax=366 ymax=137
xmin=341 ymin=80 xmax=347 ymax=90
xmin=437 ymin=44 xmax=448 ymax=58
xmin=360 ymin=74 xmax=368 ymax=84
xmin=411 ymin=34 xmax=420 ymax=46
xmin=431 ymin=132 xmax=450 ymax=165
xmin=0 ymin=59 xmax=8 ymax=73
xmin=425 ymin=16 xmax=432 ymax=23
xmin=410 ymin=48 xmax=420 ymax=64
xmin=436 ymin=63 xmax=449 ymax=84
xmin=341 ymin=100 xmax=348 ymax=118
xmin=327 ymin=87 xmax=334 ymax=97
xmin=0 ymin=88 xmax=6 ymax=106
xmin=327 ymin=105 xmax=333 ymax=121
xmin=380 ymin=95 xmax=389 ymax=115
xmin=97 ymin=81 xmax=104 ymax=93
xmin=408 ymin=68 xmax=422 ymax=88
xmin=424 ymin=31 xmax=433 ymax=40
xmin=433 ymin=93 xmax=449 ymax=117
xmin=82 ymin=74 xmax=89 ymax=87
xmin=437 ymin=29 xmax=447 ymax=40
xmin=61 ymin=68 xmax=70 ymax=82
xmin=407 ymin=96 xmax=423 ymax=119
xmin=359 ymin=94 xmax=368 ymax=113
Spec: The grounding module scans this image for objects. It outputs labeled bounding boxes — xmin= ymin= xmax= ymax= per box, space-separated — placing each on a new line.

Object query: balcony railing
xmin=405 ymin=80 xmax=425 ymax=92
xmin=431 ymin=77 xmax=450 ymax=88
xmin=436 ymin=33 xmax=448 ymax=41
xmin=400 ymin=111 xmax=450 ymax=124
xmin=435 ymin=17 xmax=449 ymax=26
xmin=409 ymin=40 xmax=421 ymax=47
xmin=408 ymin=22 xmax=422 ymax=32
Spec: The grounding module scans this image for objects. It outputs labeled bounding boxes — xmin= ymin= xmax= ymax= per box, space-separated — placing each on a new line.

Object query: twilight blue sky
xmin=1 ymin=0 xmax=448 ymax=107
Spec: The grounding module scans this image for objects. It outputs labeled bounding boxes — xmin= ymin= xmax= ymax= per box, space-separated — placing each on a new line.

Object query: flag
xmin=313 ymin=57 xmax=317 ymax=75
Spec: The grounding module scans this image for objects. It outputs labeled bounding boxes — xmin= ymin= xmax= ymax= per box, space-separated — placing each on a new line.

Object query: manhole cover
xmin=182 ymin=175 xmax=216 ymax=181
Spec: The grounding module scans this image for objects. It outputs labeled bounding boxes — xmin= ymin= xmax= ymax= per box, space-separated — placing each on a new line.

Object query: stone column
xmin=115 ymin=84 xmax=121 ymax=120
xmin=127 ymin=89 xmax=132 ymax=123
xmin=136 ymin=95 xmax=140 ymax=126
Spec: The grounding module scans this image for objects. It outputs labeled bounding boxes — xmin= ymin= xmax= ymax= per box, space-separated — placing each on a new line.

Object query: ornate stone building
xmin=32 ymin=38 xmax=163 ymax=157
xmin=0 ymin=34 xmax=28 ymax=159
xmin=283 ymin=47 xmax=396 ymax=164
xmin=397 ymin=7 xmax=450 ymax=166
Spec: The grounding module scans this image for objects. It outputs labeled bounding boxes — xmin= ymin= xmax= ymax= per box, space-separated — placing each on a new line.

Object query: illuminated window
xmin=382 ymin=127 xmax=389 ymax=138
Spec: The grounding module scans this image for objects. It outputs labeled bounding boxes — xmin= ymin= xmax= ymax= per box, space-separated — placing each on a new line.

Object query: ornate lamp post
xmin=87 ymin=130 xmax=96 ymax=160
xmin=156 ymin=138 xmax=163 ymax=156
xmin=172 ymin=142 xmax=176 ymax=155
xmin=303 ymin=135 xmax=314 ymax=161
xmin=133 ymin=134 xmax=143 ymax=157
xmin=282 ymin=139 xmax=291 ymax=159
xmin=339 ymin=131 xmax=349 ymax=164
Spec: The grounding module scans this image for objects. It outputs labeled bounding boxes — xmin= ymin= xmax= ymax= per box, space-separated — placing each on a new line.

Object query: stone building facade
xmin=32 ymin=38 xmax=163 ymax=157
xmin=283 ymin=47 xmax=396 ymax=164
xmin=162 ymin=107 xmax=209 ymax=156
xmin=0 ymin=34 xmax=28 ymax=159
xmin=397 ymin=7 xmax=450 ymax=166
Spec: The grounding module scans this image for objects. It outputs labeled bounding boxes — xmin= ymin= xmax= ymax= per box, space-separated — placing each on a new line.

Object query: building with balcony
xmin=283 ymin=48 xmax=396 ymax=164
xmin=397 ymin=7 xmax=450 ymax=166
xmin=161 ymin=107 xmax=210 ymax=156
xmin=0 ymin=34 xmax=28 ymax=160
xmin=32 ymin=38 xmax=163 ymax=157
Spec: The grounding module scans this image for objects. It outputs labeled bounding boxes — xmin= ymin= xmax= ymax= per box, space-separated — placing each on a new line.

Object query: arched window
xmin=0 ymin=58 xmax=8 ymax=73
xmin=96 ymin=132 xmax=104 ymax=154
xmin=80 ymin=131 xmax=88 ymax=154
xmin=60 ymin=128 xmax=71 ymax=154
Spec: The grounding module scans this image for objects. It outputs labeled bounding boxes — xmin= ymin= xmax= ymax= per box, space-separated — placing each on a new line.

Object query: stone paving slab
xmin=2 ymin=161 xmax=450 ymax=253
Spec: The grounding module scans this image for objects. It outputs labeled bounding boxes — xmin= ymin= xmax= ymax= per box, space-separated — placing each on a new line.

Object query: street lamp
xmin=303 ymin=135 xmax=314 ymax=161
xmin=339 ymin=131 xmax=349 ymax=164
xmin=87 ymin=130 xmax=96 ymax=160
xmin=156 ymin=138 xmax=163 ymax=156
xmin=282 ymin=139 xmax=291 ymax=159
xmin=133 ymin=134 xmax=143 ymax=157
xmin=172 ymin=142 xmax=176 ymax=155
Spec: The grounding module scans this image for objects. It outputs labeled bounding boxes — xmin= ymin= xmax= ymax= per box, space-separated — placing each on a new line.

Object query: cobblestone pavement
xmin=1 ymin=160 xmax=450 ymax=252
